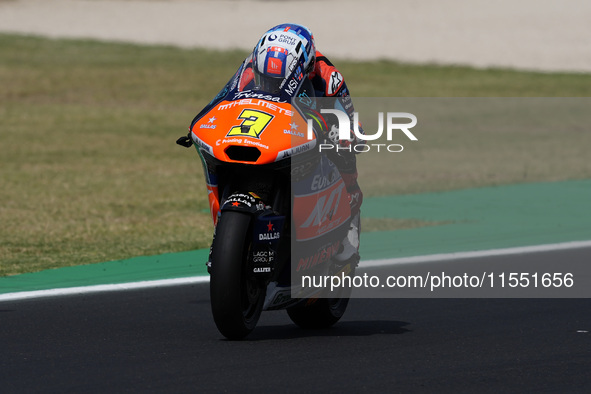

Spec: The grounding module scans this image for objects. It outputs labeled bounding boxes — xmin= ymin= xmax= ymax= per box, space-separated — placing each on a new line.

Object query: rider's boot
xmin=333 ymin=211 xmax=360 ymax=265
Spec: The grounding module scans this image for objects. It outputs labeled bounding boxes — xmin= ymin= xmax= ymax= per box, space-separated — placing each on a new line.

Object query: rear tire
xmin=287 ymin=297 xmax=350 ymax=329
xmin=210 ymin=211 xmax=264 ymax=340
xmin=287 ymin=263 xmax=355 ymax=329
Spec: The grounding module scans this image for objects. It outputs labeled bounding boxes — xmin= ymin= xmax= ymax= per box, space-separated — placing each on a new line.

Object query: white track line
xmin=362 ymin=240 xmax=591 ymax=268
xmin=0 ymin=276 xmax=210 ymax=302
xmin=1 ymin=240 xmax=590 ymax=302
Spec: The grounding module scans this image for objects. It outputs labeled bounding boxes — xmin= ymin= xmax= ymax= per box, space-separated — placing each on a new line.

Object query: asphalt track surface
xmin=2 ymin=249 xmax=591 ymax=393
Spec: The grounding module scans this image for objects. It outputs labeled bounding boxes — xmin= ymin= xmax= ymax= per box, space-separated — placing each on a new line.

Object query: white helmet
xmin=252 ymin=23 xmax=315 ymax=94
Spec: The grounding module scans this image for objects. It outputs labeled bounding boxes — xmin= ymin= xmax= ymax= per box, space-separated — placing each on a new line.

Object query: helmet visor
xmin=253 ymin=69 xmax=284 ymax=94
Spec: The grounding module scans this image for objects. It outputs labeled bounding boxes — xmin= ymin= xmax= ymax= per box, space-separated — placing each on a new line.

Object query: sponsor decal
xmin=259 ymin=232 xmax=280 ymax=241
xmin=284 ymin=78 xmax=299 ymax=96
xmin=191 ymin=134 xmax=213 ymax=155
xmin=225 ymin=193 xmax=255 ymax=208
xmin=270 ymin=290 xmax=292 ymax=308
xmin=215 ymin=138 xmax=269 ymax=150
xmin=243 ymin=139 xmax=269 ymax=150
xmin=218 ymin=99 xmax=293 ymax=116
xmin=301 ymin=182 xmax=345 ymax=228
xmin=287 ymin=58 xmax=298 ymax=73
xmin=328 ymin=71 xmax=343 ymax=95
xmin=284 ymin=129 xmax=304 ymax=138
xmin=267 ymin=57 xmax=283 ymax=75
xmin=232 ymin=90 xmax=287 ymax=103
xmin=290 ymin=161 xmax=314 ymax=178
xmin=262 ymin=223 xmax=279 ymax=240
xmin=254 ymin=215 xmax=285 ymax=245
xmin=297 ymin=91 xmax=313 ymax=107
xmin=269 ymin=46 xmax=288 ymax=54
xmin=216 ymin=137 xmax=241 ymax=145
xmin=283 ymin=121 xmax=304 ymax=137
xmin=252 ymin=250 xmax=275 ymax=264
xmin=258 ymin=220 xmax=281 ymax=241
xmin=278 ymin=34 xmax=297 ymax=46
xmin=199 ymin=116 xmax=217 ymax=129
xmin=276 ymin=140 xmax=316 ymax=161
xmin=293 ymin=180 xmax=350 ymax=241
xmin=296 ymin=241 xmax=341 ymax=272
xmin=310 ymin=168 xmax=339 ymax=191
xmin=219 ymin=98 xmax=291 ymax=115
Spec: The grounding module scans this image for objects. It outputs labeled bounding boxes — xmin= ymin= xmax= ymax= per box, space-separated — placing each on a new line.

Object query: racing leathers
xmin=307 ymin=51 xmax=363 ymax=263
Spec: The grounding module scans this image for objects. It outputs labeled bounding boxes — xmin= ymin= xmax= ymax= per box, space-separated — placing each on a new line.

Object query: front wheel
xmin=209 ymin=211 xmax=265 ymax=340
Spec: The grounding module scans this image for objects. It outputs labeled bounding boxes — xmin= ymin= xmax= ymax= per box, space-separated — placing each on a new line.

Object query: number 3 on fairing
xmin=227 ymin=109 xmax=274 ymax=139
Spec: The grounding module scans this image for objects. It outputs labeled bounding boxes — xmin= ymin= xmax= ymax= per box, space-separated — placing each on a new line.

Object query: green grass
xmin=353 ymin=97 xmax=591 ymax=195
xmin=341 ymin=60 xmax=591 ymax=97
xmin=1 ymin=34 xmax=590 ymax=276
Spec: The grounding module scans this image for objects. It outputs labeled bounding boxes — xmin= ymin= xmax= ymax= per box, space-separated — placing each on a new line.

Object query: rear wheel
xmin=209 ymin=211 xmax=265 ymax=340
xmin=287 ymin=265 xmax=354 ymax=329
xmin=287 ymin=297 xmax=350 ymax=329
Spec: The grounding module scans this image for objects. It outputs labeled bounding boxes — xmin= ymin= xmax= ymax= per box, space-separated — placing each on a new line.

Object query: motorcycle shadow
xmin=242 ymin=319 xmax=412 ymax=341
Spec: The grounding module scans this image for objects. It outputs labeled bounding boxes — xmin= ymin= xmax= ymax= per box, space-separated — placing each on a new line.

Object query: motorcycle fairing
xmin=292 ymin=156 xmax=351 ymax=242
xmin=190 ymin=98 xmax=314 ymax=165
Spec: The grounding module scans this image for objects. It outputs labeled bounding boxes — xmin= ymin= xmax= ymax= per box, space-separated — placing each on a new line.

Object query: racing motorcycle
xmin=177 ymin=79 xmax=357 ymax=340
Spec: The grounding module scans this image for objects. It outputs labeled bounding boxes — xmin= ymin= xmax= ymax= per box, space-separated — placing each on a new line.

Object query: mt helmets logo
xmin=307 ymin=109 xmax=418 ymax=153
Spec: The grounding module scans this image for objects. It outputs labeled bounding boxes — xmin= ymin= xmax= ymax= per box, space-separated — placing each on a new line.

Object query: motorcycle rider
xmin=191 ymin=23 xmax=363 ymax=264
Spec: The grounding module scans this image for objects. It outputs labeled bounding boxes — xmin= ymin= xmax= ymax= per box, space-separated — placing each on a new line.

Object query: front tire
xmin=210 ymin=211 xmax=264 ymax=340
